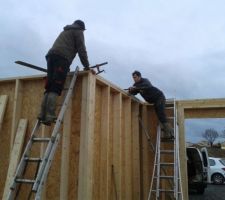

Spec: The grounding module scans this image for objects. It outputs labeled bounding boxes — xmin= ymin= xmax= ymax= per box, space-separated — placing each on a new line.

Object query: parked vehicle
xmin=208 ymin=157 xmax=225 ymax=185
xmin=186 ymin=147 xmax=209 ymax=194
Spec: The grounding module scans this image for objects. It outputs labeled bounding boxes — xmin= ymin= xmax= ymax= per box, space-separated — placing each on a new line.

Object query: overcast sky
xmin=1 ymin=0 xmax=225 ymax=142
xmin=186 ymin=118 xmax=225 ymax=143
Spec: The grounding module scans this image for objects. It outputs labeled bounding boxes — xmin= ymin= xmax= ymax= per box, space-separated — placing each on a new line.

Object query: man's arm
xmin=128 ymin=86 xmax=139 ymax=95
xmin=77 ymin=31 xmax=90 ymax=69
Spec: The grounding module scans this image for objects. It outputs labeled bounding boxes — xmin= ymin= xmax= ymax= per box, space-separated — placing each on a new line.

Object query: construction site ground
xmin=189 ymin=184 xmax=225 ymax=200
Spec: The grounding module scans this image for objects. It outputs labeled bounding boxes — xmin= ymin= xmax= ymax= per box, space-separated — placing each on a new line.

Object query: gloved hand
xmin=128 ymin=86 xmax=137 ymax=92
xmin=128 ymin=86 xmax=140 ymax=95
xmin=83 ymin=66 xmax=96 ymax=75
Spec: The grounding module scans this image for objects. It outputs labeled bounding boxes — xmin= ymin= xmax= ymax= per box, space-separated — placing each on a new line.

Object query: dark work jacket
xmin=130 ymin=78 xmax=164 ymax=103
xmin=46 ymin=23 xmax=89 ymax=67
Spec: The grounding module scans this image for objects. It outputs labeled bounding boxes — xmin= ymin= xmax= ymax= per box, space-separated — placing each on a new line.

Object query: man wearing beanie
xmin=38 ymin=20 xmax=93 ymax=125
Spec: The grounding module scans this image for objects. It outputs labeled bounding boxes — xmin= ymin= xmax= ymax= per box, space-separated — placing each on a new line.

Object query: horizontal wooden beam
xmin=184 ymin=107 xmax=225 ymax=118
xmin=178 ymin=98 xmax=225 ymax=109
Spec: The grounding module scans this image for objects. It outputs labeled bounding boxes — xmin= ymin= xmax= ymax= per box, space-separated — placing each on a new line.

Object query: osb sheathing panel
xmin=68 ymin=76 xmax=82 ymax=199
xmin=92 ymin=84 xmax=102 ymax=199
xmin=140 ymin=105 xmax=157 ymax=200
xmin=0 ymin=81 xmax=15 ymax=199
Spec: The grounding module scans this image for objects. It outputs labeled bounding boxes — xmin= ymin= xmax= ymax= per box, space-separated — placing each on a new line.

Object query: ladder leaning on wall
xmin=7 ymin=67 xmax=79 ymax=200
xmin=148 ymin=99 xmax=184 ymax=200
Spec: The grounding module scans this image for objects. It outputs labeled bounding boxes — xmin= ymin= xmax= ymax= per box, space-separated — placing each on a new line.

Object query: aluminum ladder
xmin=148 ymin=99 xmax=183 ymax=200
xmin=7 ymin=67 xmax=79 ymax=200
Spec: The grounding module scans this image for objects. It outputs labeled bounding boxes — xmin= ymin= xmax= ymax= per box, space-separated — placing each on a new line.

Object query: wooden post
xmin=78 ymin=73 xmax=96 ymax=200
xmin=177 ymin=103 xmax=187 ymax=200
xmin=140 ymin=105 xmax=151 ymax=200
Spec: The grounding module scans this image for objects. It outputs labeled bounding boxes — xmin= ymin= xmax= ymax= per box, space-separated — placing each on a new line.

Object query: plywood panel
xmin=60 ymin=98 xmax=72 ymax=199
xmin=112 ymin=92 xmax=122 ymax=200
xmin=16 ymin=78 xmax=50 ymax=199
xmin=0 ymin=81 xmax=15 ymax=199
xmin=68 ymin=77 xmax=83 ymax=199
xmin=131 ymin=102 xmax=141 ymax=200
xmin=92 ymin=84 xmax=102 ymax=200
xmin=122 ymin=97 xmax=132 ymax=199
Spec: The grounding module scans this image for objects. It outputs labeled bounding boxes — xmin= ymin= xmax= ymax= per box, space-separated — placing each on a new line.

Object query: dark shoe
xmin=41 ymin=121 xmax=52 ymax=126
xmin=44 ymin=92 xmax=58 ymax=124
xmin=161 ymin=122 xmax=175 ymax=140
xmin=37 ymin=93 xmax=48 ymax=121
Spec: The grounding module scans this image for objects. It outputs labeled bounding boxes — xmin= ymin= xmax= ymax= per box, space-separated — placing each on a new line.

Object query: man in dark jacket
xmin=38 ymin=19 xmax=93 ymax=125
xmin=128 ymin=70 xmax=174 ymax=139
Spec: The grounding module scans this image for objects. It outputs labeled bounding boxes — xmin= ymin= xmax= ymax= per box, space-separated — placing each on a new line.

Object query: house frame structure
xmin=0 ymin=71 xmax=225 ymax=200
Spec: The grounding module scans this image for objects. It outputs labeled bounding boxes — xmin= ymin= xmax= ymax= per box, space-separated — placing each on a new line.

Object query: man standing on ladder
xmin=128 ymin=70 xmax=174 ymax=139
xmin=38 ymin=19 xmax=95 ymax=125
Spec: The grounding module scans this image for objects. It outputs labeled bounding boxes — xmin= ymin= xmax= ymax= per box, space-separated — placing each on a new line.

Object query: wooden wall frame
xmin=1 ymin=72 xmax=225 ymax=200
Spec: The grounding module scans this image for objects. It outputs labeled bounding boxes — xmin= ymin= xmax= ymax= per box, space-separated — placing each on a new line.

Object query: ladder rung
xmin=15 ymin=178 xmax=35 ymax=184
xmin=32 ymin=137 xmax=51 ymax=142
xmin=165 ymin=103 xmax=174 ymax=107
xmin=24 ymin=157 xmax=42 ymax=162
xmin=160 ymin=139 xmax=174 ymax=143
xmin=160 ymin=162 xmax=174 ymax=166
xmin=160 ymin=150 xmax=174 ymax=154
xmin=165 ymin=106 xmax=174 ymax=109
xmin=154 ymin=176 xmax=174 ymax=179
xmin=151 ymin=189 xmax=174 ymax=193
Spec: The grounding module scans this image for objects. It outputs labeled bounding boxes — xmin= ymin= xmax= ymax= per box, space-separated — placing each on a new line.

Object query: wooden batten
xmin=3 ymin=119 xmax=28 ymax=199
xmin=0 ymin=95 xmax=8 ymax=131
xmin=10 ymin=79 xmax=23 ymax=149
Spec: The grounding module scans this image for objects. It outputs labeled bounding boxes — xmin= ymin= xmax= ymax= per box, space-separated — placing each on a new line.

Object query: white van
xmin=186 ymin=147 xmax=209 ymax=194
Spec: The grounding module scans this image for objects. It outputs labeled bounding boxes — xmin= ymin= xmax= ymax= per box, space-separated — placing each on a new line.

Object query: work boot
xmin=43 ymin=92 xmax=58 ymax=125
xmin=161 ymin=122 xmax=174 ymax=140
xmin=37 ymin=93 xmax=48 ymax=121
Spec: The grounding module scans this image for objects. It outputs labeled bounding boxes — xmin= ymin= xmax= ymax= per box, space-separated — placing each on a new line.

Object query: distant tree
xmin=202 ymin=128 xmax=219 ymax=147
xmin=221 ymin=129 xmax=225 ymax=138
